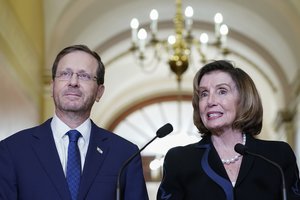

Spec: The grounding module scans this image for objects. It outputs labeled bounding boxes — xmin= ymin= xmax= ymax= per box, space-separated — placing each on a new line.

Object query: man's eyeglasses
xmin=55 ymin=71 xmax=98 ymax=82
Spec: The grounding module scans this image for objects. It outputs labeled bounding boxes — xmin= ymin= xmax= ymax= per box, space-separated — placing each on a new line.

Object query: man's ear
xmin=50 ymin=80 xmax=54 ymax=97
xmin=95 ymin=85 xmax=105 ymax=102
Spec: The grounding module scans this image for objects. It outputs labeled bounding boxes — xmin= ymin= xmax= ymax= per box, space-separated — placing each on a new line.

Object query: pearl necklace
xmin=221 ymin=134 xmax=246 ymax=165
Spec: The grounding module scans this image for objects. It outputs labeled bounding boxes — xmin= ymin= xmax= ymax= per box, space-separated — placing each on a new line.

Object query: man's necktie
xmin=66 ymin=130 xmax=81 ymax=200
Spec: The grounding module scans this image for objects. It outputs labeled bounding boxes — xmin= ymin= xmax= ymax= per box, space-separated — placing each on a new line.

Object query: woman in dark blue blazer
xmin=157 ymin=60 xmax=300 ymax=200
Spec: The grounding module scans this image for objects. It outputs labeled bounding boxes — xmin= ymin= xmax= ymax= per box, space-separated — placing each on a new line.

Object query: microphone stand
xmin=245 ymin=151 xmax=287 ymax=200
xmin=116 ymin=123 xmax=173 ymax=200
xmin=116 ymin=136 xmax=158 ymax=200
xmin=235 ymin=144 xmax=287 ymax=200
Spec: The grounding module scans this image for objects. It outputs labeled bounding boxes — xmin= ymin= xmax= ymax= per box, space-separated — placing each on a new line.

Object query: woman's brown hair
xmin=192 ymin=60 xmax=263 ymax=136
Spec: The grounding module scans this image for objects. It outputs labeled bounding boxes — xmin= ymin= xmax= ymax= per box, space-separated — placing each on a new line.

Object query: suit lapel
xmin=31 ymin=119 xmax=71 ymax=200
xmin=235 ymin=135 xmax=255 ymax=186
xmin=197 ymin=137 xmax=230 ymax=179
xmin=78 ymin=123 xmax=111 ymax=199
xmin=196 ymin=135 xmax=257 ymax=190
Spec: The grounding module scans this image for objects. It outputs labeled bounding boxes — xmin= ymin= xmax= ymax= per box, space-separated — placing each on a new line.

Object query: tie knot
xmin=67 ymin=130 xmax=81 ymax=142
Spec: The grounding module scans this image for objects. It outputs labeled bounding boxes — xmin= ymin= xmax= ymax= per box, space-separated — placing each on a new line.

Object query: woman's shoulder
xmin=164 ymin=140 xmax=206 ymax=161
xmin=252 ymin=137 xmax=292 ymax=150
xmin=250 ymin=136 xmax=296 ymax=163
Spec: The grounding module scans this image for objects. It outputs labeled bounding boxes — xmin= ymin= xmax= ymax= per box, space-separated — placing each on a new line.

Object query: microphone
xmin=234 ymin=143 xmax=287 ymax=200
xmin=116 ymin=123 xmax=173 ymax=200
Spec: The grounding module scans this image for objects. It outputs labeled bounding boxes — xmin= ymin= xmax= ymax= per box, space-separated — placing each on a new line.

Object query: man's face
xmin=52 ymin=51 xmax=104 ymax=116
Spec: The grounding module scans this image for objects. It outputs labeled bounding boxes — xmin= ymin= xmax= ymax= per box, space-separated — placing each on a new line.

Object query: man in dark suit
xmin=0 ymin=44 xmax=149 ymax=200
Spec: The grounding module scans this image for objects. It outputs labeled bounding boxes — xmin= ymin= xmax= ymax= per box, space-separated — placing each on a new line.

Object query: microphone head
xmin=234 ymin=143 xmax=248 ymax=155
xmin=156 ymin=123 xmax=173 ymax=138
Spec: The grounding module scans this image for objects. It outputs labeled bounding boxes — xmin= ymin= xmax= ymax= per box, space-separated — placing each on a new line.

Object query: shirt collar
xmin=51 ymin=114 xmax=91 ymax=142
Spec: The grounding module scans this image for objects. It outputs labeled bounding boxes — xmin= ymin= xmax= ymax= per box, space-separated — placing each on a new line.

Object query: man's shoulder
xmin=91 ymin=123 xmax=138 ymax=149
xmin=1 ymin=119 xmax=52 ymax=144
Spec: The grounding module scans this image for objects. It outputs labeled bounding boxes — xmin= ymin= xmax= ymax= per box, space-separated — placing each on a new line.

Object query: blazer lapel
xmin=78 ymin=124 xmax=110 ymax=199
xmin=197 ymin=136 xmax=230 ymax=179
xmin=196 ymin=139 xmax=234 ymax=200
xmin=31 ymin=119 xmax=71 ymax=200
xmin=235 ymin=135 xmax=255 ymax=186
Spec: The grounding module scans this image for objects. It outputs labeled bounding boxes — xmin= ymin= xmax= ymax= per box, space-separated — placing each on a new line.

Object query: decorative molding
xmin=274 ymin=107 xmax=297 ymax=148
xmin=0 ymin=1 xmax=43 ymax=108
xmin=107 ymin=93 xmax=192 ymax=131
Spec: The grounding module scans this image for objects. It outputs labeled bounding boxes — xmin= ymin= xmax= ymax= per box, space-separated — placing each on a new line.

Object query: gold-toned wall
xmin=9 ymin=0 xmax=44 ymax=54
xmin=0 ymin=0 xmax=45 ymax=133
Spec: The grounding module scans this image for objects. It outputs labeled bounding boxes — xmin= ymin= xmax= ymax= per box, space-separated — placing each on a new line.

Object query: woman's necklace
xmin=221 ymin=133 xmax=246 ymax=165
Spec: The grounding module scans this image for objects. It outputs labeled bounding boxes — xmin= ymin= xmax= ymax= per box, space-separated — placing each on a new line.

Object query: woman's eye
xmin=199 ymin=91 xmax=208 ymax=98
xmin=218 ymin=89 xmax=227 ymax=95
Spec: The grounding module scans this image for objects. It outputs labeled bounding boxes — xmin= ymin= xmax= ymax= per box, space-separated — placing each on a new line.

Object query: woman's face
xmin=198 ymin=70 xmax=239 ymax=133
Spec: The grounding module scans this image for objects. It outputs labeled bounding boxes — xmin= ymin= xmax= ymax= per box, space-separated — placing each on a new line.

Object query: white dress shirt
xmin=51 ymin=114 xmax=91 ymax=175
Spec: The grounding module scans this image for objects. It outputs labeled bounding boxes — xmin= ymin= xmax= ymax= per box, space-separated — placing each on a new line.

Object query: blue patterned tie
xmin=66 ymin=130 xmax=81 ymax=200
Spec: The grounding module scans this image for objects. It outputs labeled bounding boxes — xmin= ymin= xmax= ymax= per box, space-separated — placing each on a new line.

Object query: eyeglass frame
xmin=51 ymin=45 xmax=105 ymax=85
xmin=55 ymin=70 xmax=98 ymax=82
